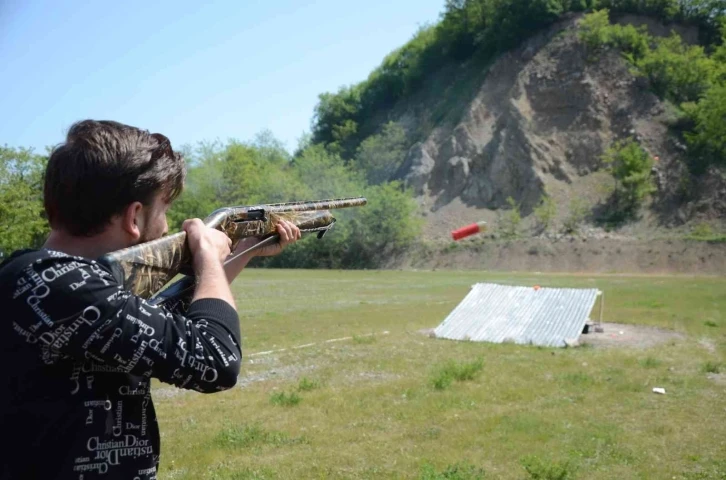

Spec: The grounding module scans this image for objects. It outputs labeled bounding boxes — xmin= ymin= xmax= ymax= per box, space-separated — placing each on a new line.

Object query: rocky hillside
xmin=390 ymin=13 xmax=726 ymax=241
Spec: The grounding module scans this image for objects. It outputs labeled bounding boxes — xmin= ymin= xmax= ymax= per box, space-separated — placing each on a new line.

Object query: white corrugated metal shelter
xmin=434 ymin=283 xmax=602 ymax=347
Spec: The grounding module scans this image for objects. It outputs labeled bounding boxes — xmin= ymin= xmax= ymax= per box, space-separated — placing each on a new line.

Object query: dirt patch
xmin=151 ymin=387 xmax=191 ymax=400
xmin=236 ymin=363 xmax=317 ymax=389
xmin=698 ymin=338 xmax=717 ymax=354
xmin=150 ymin=358 xmax=318 ymax=399
xmin=707 ymin=373 xmax=726 ymax=385
xmin=579 ymin=322 xmax=684 ymax=349
xmin=340 ymin=371 xmax=402 ymax=386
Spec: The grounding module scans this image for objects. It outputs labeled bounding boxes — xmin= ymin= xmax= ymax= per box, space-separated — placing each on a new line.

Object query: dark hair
xmin=44 ymin=120 xmax=186 ymax=236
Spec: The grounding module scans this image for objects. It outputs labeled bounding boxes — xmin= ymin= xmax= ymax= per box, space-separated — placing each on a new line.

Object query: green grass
xmin=520 ymin=456 xmax=576 ymax=480
xmin=154 ymin=269 xmax=726 ymax=479
xmin=268 ymin=391 xmax=301 ymax=407
xmin=639 ymin=356 xmax=661 ymax=368
xmin=685 ymin=223 xmax=726 ymax=243
xmin=214 ymin=424 xmax=307 ymax=449
xmin=352 ymin=333 xmax=377 ymax=344
xmin=702 ymin=361 xmax=722 ymax=374
xmin=297 ymin=377 xmax=320 ymax=392
xmin=430 ymin=358 xmax=484 ymax=390
xmin=419 ymin=462 xmax=487 ymax=479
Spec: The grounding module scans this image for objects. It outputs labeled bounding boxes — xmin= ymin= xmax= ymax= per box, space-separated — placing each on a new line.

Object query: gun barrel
xmin=267 ymin=196 xmax=368 ymax=211
xmin=225 ymin=196 xmax=367 ymax=218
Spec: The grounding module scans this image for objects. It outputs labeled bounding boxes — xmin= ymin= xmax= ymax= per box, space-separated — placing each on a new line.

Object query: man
xmin=0 ymin=120 xmax=300 ymax=479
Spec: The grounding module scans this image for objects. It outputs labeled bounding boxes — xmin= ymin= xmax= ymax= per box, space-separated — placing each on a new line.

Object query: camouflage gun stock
xmin=100 ymin=197 xmax=367 ymax=301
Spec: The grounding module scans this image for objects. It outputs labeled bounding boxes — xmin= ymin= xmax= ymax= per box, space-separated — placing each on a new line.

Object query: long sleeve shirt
xmin=0 ymin=248 xmax=242 ymax=480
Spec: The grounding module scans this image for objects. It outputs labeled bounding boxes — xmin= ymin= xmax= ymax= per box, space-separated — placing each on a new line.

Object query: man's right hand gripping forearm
xmin=182 ymin=219 xmax=236 ymax=309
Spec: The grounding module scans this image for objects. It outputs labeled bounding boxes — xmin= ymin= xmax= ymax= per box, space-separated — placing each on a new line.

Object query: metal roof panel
xmin=434 ymin=283 xmax=600 ymax=347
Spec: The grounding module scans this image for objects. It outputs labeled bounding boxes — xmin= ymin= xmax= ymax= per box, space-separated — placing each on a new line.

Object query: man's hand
xmin=181 ymin=218 xmax=236 ymax=308
xmin=233 ymin=219 xmax=302 ymax=258
xmin=183 ymin=219 xmax=232 ymax=273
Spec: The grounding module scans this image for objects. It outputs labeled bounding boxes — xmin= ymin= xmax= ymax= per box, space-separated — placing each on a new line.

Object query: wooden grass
xmin=154 ymin=270 xmax=726 ymax=479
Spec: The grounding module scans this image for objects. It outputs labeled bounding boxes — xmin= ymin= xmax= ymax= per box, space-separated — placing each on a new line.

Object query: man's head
xmin=44 ymin=120 xmax=186 ymax=244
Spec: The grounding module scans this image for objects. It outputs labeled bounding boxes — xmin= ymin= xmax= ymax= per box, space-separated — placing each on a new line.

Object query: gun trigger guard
xmin=179 ymin=264 xmax=195 ymax=277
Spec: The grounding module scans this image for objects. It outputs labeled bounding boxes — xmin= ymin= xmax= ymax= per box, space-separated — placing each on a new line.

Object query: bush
xmin=520 ymin=455 xmax=576 ymax=480
xmin=269 ymin=391 xmax=301 ymax=407
xmin=419 ymin=462 xmax=487 ymax=480
xmin=533 ymin=194 xmax=557 ymax=234
xmin=683 ymin=84 xmax=726 ymax=170
xmin=355 ymin=121 xmax=409 ymax=185
xmin=297 ymin=377 xmax=320 ymax=392
xmin=341 ymin=181 xmax=423 ymax=268
xmin=702 ymin=361 xmax=722 ymax=374
xmin=498 ymin=196 xmax=522 ymax=239
xmin=430 ymin=358 xmax=484 ymax=390
xmin=600 ymin=138 xmax=655 ymax=223
xmin=562 ymin=198 xmax=589 ymax=234
xmin=689 ymin=222 xmax=715 ymax=239
xmin=635 ymin=33 xmax=716 ymax=103
xmin=578 ymin=9 xmax=612 ymax=50
xmin=579 ymin=10 xmax=650 ymax=61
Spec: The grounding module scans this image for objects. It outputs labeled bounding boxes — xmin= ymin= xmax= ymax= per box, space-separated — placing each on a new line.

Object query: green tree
xmin=533 ymin=194 xmax=557 ymax=234
xmin=562 ymin=198 xmax=589 ymax=234
xmin=292 ymin=144 xmax=365 ymax=199
xmin=355 ymin=122 xmax=409 ymax=185
xmin=578 ymin=9 xmax=612 ymax=50
xmin=343 ymin=181 xmax=422 ymax=267
xmin=167 ymin=136 xmax=302 ymax=231
xmin=311 ymin=87 xmax=362 ymax=157
xmin=683 ymin=84 xmax=726 ymax=171
xmin=635 ymin=33 xmax=716 ymax=103
xmin=259 ymin=145 xmax=422 ymax=269
xmin=498 ymin=196 xmax=522 ymax=239
xmin=601 ymin=138 xmax=655 ymax=221
xmin=0 ymin=146 xmax=49 ymax=257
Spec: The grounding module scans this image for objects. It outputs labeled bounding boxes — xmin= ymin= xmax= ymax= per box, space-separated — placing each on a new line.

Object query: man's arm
xmin=9 ymin=220 xmax=300 ymax=393
xmin=183 ymin=218 xmax=236 ymax=307
xmin=9 ymin=251 xmax=241 ymax=392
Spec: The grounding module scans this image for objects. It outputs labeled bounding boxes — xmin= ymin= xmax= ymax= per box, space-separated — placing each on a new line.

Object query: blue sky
xmin=0 ymin=0 xmax=444 ymax=154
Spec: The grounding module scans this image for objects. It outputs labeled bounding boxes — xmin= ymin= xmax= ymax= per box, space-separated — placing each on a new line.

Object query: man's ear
xmin=121 ymin=201 xmax=145 ymax=241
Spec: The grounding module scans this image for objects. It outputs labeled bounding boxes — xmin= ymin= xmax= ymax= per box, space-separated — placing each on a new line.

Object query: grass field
xmin=154 ymin=270 xmax=726 ymax=480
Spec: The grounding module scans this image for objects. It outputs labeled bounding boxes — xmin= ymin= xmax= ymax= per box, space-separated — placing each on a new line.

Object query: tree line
xmin=0 ymin=135 xmax=421 ymax=268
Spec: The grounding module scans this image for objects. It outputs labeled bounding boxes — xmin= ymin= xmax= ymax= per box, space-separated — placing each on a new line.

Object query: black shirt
xmin=0 ymin=249 xmax=242 ymax=479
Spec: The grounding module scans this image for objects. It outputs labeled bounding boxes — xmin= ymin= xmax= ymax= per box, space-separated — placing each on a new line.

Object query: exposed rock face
xmin=393 ymin=14 xmax=722 ymax=239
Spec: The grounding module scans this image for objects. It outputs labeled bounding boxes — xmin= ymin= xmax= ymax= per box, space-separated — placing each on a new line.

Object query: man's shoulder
xmin=0 ymin=248 xmax=118 ymax=289
xmin=0 ymin=249 xmax=46 ymax=280
xmin=2 ymin=248 xmax=86 ymax=271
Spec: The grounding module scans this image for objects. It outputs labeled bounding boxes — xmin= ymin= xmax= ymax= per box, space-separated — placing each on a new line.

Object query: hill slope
xmin=388 ymin=13 xmax=725 ymax=241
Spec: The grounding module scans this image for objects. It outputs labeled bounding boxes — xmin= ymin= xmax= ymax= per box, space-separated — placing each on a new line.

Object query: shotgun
xmin=99 ymin=197 xmax=367 ymax=310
